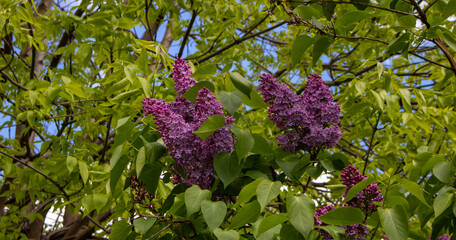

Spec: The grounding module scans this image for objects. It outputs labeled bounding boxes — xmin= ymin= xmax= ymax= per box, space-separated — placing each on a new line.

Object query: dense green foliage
xmin=1 ymin=0 xmax=456 ymax=239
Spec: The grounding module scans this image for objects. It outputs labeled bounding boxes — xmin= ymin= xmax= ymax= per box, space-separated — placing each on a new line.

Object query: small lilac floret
xmin=142 ymin=58 xmax=234 ymax=189
xmin=259 ymin=73 xmax=341 ymax=153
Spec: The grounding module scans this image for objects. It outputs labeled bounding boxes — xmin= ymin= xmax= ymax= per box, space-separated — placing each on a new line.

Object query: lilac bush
xmin=259 ymin=73 xmax=342 ymax=153
xmin=142 ymin=58 xmax=234 ymax=189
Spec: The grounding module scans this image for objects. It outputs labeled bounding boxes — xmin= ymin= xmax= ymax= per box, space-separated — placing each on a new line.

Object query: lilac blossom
xmin=313 ymin=166 xmax=383 ymax=239
xmin=341 ymin=165 xmax=383 ymax=216
xmin=259 ymin=73 xmax=341 ymax=153
xmin=142 ymin=58 xmax=234 ymax=189
xmin=314 ymin=205 xmax=335 ymax=240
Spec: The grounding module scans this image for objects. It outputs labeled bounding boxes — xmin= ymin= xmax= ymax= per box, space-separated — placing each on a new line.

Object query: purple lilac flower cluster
xmin=341 ymin=165 xmax=383 ymax=215
xmin=258 ymin=73 xmax=342 ymax=153
xmin=142 ymin=58 xmax=234 ymax=189
xmin=314 ymin=165 xmax=383 ymax=239
xmin=314 ymin=205 xmax=335 ymax=240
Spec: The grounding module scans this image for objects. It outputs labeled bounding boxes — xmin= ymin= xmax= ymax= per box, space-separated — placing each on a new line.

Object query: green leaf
xmin=379 ymin=206 xmax=408 ymax=240
xmin=213 ymin=228 xmax=239 ymax=240
xmin=229 ymin=200 xmax=261 ymax=229
xmin=106 ymin=78 xmax=130 ymax=96
xmin=317 ymin=226 xmax=345 ymax=240
xmin=280 ymin=223 xmax=305 ymax=240
xmin=110 ymin=89 xmax=140 ymax=102
xmin=110 ymin=155 xmax=129 ymax=194
xmin=251 ymin=134 xmax=274 ymax=154
xmin=193 ymin=114 xmax=226 ymax=140
xmin=66 ymin=156 xmax=77 ymax=173
xmin=293 ymin=5 xmax=321 ymax=20
xmin=291 ymin=35 xmax=314 ymax=67
xmin=286 ymin=193 xmax=315 ymax=238
xmin=229 ymin=72 xmax=253 ymax=98
xmin=140 ymin=137 xmax=167 ymax=163
xmin=387 ymin=32 xmax=411 ymax=53
xmin=399 ymin=179 xmax=430 ymax=207
xmin=110 ymin=145 xmax=123 ymax=168
xmin=442 ymin=31 xmax=456 ymax=53
xmin=79 ymin=161 xmax=89 ymax=184
xmin=138 ymin=77 xmax=151 ymax=98
xmin=214 ymin=152 xmax=242 ymax=188
xmin=344 ymin=176 xmax=374 ymax=202
xmin=139 ymin=162 xmax=163 ymax=195
xmin=433 ymin=162 xmax=450 ymax=183
xmin=443 ymin=0 xmax=456 ymax=19
xmin=110 ymin=219 xmax=132 ymax=240
xmin=218 ymin=90 xmax=243 ymax=114
xmin=350 ymin=0 xmax=369 ymax=10
xmin=134 ymin=217 xmax=156 ymax=234
xmin=236 ymin=178 xmax=266 ymax=206
xmin=257 ymin=213 xmax=288 ymax=236
xmin=230 ymin=125 xmax=254 ymax=160
xmin=136 ymin=147 xmax=146 ymax=176
xmin=184 ymin=185 xmax=211 ymax=216
xmin=338 ymin=10 xmax=372 ymax=26
xmin=181 ymin=81 xmax=215 ymax=102
xmin=312 ymin=36 xmax=332 ymax=66
xmin=433 ymin=192 xmax=453 ymax=218
xmin=201 ymin=200 xmax=227 ymax=231
xmin=190 ymin=63 xmax=217 ymax=80
xmin=318 ymin=206 xmax=365 ymax=225
xmin=256 ymin=179 xmax=282 ymax=210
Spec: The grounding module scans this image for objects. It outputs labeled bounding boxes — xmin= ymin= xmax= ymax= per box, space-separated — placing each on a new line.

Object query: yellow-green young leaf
xmin=78 ymin=161 xmax=89 ymax=184
xmin=433 ymin=192 xmax=453 ymax=217
xmin=229 ymin=200 xmax=261 ymax=229
xmin=106 ymin=78 xmax=130 ymax=96
xmin=213 ymin=228 xmax=239 ymax=240
xmin=201 ymin=200 xmax=227 ymax=231
xmin=66 ymin=156 xmax=77 ymax=173
xmin=257 ymin=213 xmax=288 ymax=236
xmin=193 ymin=114 xmax=225 ymax=140
xmin=110 ymin=89 xmax=140 ymax=102
xmin=399 ymin=180 xmax=430 ymax=207
xmin=379 ymin=206 xmax=408 ymax=240
xmin=138 ymin=77 xmax=150 ymax=98
xmin=318 ymin=207 xmax=364 ymax=225
xmin=286 ymin=193 xmax=315 ymax=238
xmin=184 ymin=185 xmax=211 ymax=217
xmin=256 ymin=179 xmax=282 ymax=210
xmin=370 ymin=90 xmax=384 ymax=111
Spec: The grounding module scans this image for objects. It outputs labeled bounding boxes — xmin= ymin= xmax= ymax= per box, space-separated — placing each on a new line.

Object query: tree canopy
xmin=0 ymin=0 xmax=455 ymax=239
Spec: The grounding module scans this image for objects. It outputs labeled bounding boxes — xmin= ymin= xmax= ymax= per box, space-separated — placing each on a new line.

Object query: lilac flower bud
xmin=142 ymin=58 xmax=234 ymax=188
xmin=259 ymin=73 xmax=341 ymax=153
